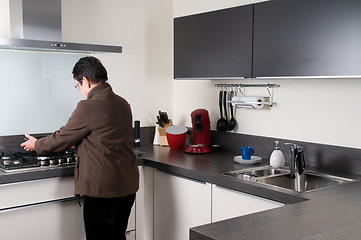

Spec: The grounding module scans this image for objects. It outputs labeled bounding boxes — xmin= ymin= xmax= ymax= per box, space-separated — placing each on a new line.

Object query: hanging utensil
xmin=216 ymin=91 xmax=227 ymax=132
xmin=227 ymin=90 xmax=237 ymax=131
xmin=223 ymin=90 xmax=229 ymax=127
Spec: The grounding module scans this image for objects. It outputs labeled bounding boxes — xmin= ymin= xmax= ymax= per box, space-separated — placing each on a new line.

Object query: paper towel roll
xmin=231 ymin=95 xmax=265 ymax=109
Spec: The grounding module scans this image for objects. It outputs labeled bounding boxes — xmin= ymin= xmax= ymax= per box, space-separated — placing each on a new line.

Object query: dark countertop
xmin=1 ymin=144 xmax=361 ymax=239
xmin=139 ymin=145 xmax=361 ymax=240
xmin=191 ymin=185 xmax=361 ymax=240
xmin=139 ymin=145 xmax=308 ymax=204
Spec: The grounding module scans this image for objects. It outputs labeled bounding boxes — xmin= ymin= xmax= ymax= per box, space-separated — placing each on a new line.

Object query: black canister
xmin=134 ymin=120 xmax=140 ymax=147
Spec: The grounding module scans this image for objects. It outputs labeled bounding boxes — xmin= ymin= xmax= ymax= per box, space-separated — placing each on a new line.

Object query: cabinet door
xmin=126 ymin=200 xmax=135 ymax=232
xmin=0 ymin=198 xmax=84 ymax=240
xmin=135 ymin=166 xmax=154 ymax=240
xmin=174 ymin=5 xmax=253 ymax=79
xmin=154 ymin=170 xmax=211 ymax=240
xmin=0 ymin=177 xmax=75 ymax=210
xmin=253 ymin=0 xmax=361 ymax=77
xmin=0 ymin=177 xmax=84 ymax=239
xmin=126 ymin=231 xmax=135 ymax=240
xmin=212 ymin=185 xmax=284 ymax=223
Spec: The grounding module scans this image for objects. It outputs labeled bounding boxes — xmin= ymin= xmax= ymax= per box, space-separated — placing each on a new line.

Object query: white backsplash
xmin=0 ymin=50 xmax=85 ymax=136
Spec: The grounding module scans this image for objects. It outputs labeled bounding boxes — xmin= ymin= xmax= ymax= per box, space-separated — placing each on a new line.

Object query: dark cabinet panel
xmin=253 ymin=0 xmax=361 ymax=77
xmin=174 ymin=6 xmax=253 ymax=79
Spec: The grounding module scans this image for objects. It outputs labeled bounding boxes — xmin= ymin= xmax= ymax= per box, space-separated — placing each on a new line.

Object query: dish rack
xmin=214 ymin=83 xmax=279 ymax=108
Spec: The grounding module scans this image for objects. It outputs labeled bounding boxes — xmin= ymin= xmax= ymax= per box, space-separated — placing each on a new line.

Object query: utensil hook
xmin=237 ymin=86 xmax=245 ymax=95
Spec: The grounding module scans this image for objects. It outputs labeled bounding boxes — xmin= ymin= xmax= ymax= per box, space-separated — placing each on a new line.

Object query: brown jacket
xmin=35 ymin=83 xmax=139 ymax=198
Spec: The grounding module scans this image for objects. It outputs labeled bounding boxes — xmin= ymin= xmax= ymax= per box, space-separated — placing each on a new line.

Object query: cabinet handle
xmin=155 ymin=169 xmax=207 ymax=185
xmin=0 ymin=196 xmax=80 ymax=213
xmin=214 ymin=184 xmax=242 ymax=194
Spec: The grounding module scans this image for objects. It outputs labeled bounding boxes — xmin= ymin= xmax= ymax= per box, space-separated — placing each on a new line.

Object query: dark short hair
xmin=72 ymin=56 xmax=108 ymax=84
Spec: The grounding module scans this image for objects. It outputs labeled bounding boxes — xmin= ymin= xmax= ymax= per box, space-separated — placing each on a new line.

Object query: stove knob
xmin=13 ymin=160 xmax=21 ymax=165
xmin=50 ymin=158 xmax=57 ymax=165
xmin=58 ymin=158 xmax=64 ymax=165
xmin=39 ymin=160 xmax=48 ymax=166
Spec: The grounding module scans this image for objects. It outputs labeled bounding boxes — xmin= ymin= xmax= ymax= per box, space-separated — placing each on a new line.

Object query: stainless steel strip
xmin=0 ymin=37 xmax=122 ymax=53
xmin=0 ymin=196 xmax=81 ymax=213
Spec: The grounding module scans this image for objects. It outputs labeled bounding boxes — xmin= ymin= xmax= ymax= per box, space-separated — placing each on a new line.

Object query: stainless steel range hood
xmin=0 ymin=37 xmax=122 ymax=53
xmin=0 ymin=0 xmax=122 ymax=53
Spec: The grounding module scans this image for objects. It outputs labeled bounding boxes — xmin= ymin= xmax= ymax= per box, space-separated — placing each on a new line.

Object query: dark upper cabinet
xmin=174 ymin=5 xmax=253 ymax=79
xmin=253 ymin=0 xmax=361 ymax=77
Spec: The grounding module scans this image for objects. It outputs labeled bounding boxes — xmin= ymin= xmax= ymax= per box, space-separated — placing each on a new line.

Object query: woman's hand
xmin=20 ymin=134 xmax=37 ymax=152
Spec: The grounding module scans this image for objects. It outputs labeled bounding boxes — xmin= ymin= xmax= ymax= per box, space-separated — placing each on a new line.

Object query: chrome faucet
xmin=285 ymin=143 xmax=307 ymax=179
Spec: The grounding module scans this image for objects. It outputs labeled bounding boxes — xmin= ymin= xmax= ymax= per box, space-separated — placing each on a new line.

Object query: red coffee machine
xmin=184 ymin=109 xmax=212 ymax=154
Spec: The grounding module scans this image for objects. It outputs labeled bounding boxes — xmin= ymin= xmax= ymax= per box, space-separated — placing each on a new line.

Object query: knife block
xmin=158 ymin=120 xmax=173 ymax=146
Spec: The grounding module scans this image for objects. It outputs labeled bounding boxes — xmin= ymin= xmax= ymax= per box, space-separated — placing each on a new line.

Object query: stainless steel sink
xmin=256 ymin=171 xmax=356 ymax=192
xmin=221 ymin=166 xmax=289 ymax=180
xmin=221 ymin=166 xmax=357 ymax=193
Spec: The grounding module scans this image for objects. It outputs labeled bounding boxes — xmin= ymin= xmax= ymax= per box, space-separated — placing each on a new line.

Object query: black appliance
xmin=0 ymin=150 xmax=76 ymax=173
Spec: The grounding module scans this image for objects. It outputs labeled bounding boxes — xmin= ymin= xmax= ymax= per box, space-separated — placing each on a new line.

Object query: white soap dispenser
xmin=270 ymin=141 xmax=285 ymax=168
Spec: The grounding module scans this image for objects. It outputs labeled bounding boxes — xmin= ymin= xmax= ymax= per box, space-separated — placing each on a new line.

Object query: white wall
xmin=0 ymin=0 xmax=10 ymax=36
xmin=1 ymin=0 xmax=359 ymax=149
xmin=0 ymin=0 xmax=173 ymax=133
xmin=62 ymin=0 xmax=173 ymax=127
xmin=172 ymin=0 xmax=361 ymax=149
xmin=174 ymin=0 xmax=268 ymax=17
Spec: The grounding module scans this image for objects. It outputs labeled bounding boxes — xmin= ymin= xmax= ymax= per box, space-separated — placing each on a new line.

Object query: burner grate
xmin=0 ymin=150 xmax=76 ymax=173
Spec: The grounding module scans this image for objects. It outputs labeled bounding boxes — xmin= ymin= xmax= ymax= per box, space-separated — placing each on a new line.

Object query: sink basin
xmin=221 ymin=166 xmax=357 ymax=193
xmin=256 ymin=171 xmax=356 ymax=192
xmin=222 ymin=166 xmax=288 ymax=178
xmin=221 ymin=166 xmax=289 ymax=180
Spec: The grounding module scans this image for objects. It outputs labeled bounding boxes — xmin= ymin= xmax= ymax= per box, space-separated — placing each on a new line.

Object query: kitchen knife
xmin=157 ymin=116 xmax=164 ymax=127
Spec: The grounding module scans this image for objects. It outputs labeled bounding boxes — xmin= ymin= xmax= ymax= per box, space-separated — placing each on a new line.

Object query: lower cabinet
xmin=0 ymin=167 xmax=283 ymax=240
xmin=126 ymin=199 xmax=136 ymax=233
xmin=0 ymin=175 xmax=136 ymax=240
xmin=135 ymin=168 xmax=285 ymax=240
xmin=135 ymin=166 xmax=154 ymax=240
xmin=125 ymin=231 xmax=135 ymax=240
xmin=154 ymin=170 xmax=212 ymax=240
xmin=0 ymin=199 xmax=84 ymax=239
xmin=0 ymin=177 xmax=85 ymax=240
xmin=212 ymin=184 xmax=284 ymax=222
xmin=0 ymin=176 xmax=75 ymax=209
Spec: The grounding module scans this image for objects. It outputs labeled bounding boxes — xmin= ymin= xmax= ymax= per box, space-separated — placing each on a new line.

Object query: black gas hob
xmin=0 ymin=150 xmax=76 ymax=173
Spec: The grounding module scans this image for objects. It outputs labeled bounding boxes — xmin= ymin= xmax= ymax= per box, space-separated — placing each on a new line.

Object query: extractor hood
xmin=0 ymin=37 xmax=122 ymax=53
xmin=0 ymin=0 xmax=122 ymax=53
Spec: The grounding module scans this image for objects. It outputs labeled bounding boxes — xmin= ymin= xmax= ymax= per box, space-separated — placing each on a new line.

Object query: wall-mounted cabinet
xmin=253 ymin=0 xmax=361 ymax=77
xmin=174 ymin=0 xmax=361 ymax=79
xmin=174 ymin=5 xmax=253 ymax=79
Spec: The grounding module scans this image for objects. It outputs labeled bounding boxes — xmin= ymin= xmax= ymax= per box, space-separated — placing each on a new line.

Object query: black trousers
xmin=83 ymin=193 xmax=136 ymax=240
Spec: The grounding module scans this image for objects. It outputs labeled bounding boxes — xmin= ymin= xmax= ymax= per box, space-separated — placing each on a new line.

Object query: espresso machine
xmin=184 ymin=109 xmax=212 ymax=154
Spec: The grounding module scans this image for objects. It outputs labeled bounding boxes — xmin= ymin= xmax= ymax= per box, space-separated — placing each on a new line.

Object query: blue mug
xmin=241 ymin=146 xmax=254 ymax=160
